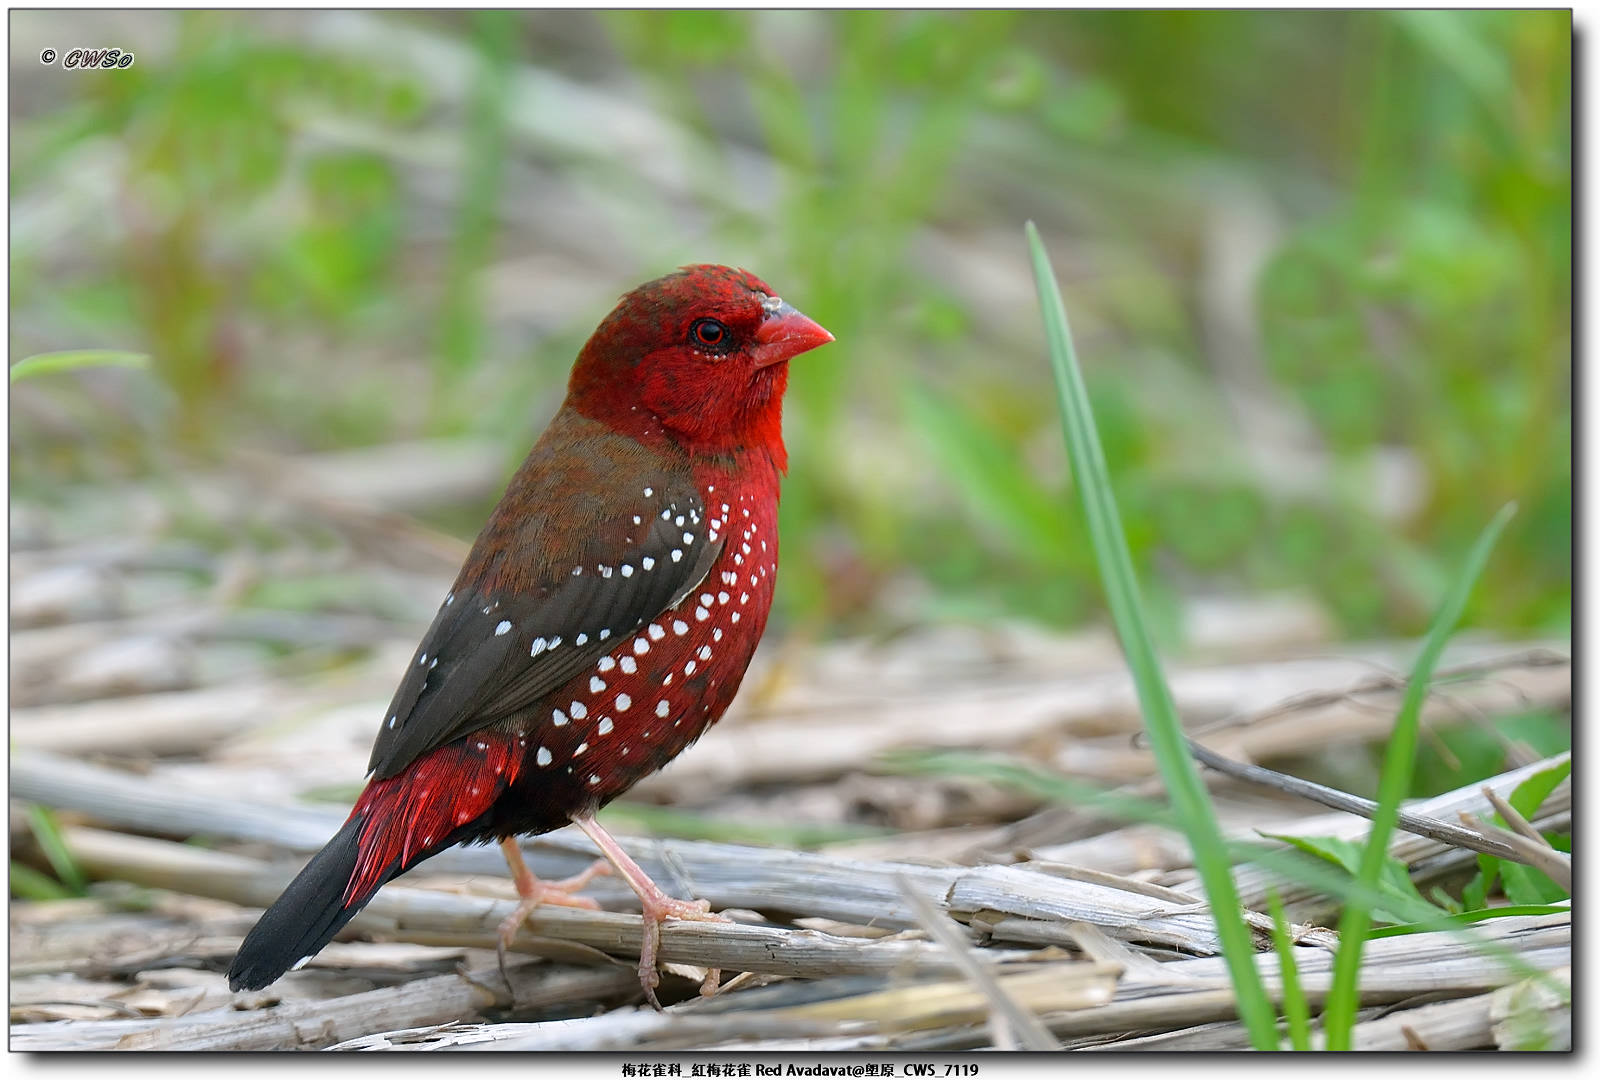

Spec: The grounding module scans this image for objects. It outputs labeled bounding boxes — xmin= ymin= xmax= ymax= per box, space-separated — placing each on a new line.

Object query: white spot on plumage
xmin=476 ymin=741 xmax=487 ymax=750
xmin=600 ymin=565 xmax=613 ymax=578
xmin=698 ymin=645 xmax=712 ymax=661
xmin=713 ymin=628 xmax=723 ymax=642
xmin=598 ymin=717 xmax=615 ymax=734
xmin=576 ymin=632 xmax=588 ymax=646
xmin=700 ymin=593 xmax=713 ymax=606
xmin=676 ymin=515 xmax=685 ymax=527
xmin=575 ymin=742 xmax=588 ymax=756
xmin=553 ymin=709 xmax=569 ymax=726
xmin=590 ymin=676 xmax=607 ymax=693
xmin=572 ymin=565 xmax=583 ymax=576
xmin=495 ymin=620 xmax=512 ymax=636
xmin=620 ymin=655 xmax=637 ymax=674
xmin=570 ymin=701 xmax=587 ymax=719
xmin=634 ymin=638 xmax=650 ymax=655
xmin=671 ymin=549 xmax=683 ymax=562
xmin=672 ymin=619 xmax=688 ymax=635
xmin=735 ymin=554 xmax=743 ymax=565
xmin=621 ymin=564 xmax=634 ymax=577
xmin=741 ymin=592 xmax=750 ymax=604
xmin=531 ymin=637 xmax=551 ymax=656
xmin=613 ymin=693 xmax=630 ymax=714
xmin=731 ymin=612 xmax=741 ymax=623
xmin=642 ymin=557 xmax=656 ymax=570
xmin=663 ymin=673 xmax=673 ymax=685
xmin=537 ymin=746 xmax=553 ymax=766
xmin=683 ymin=532 xmax=695 ymax=544
xmin=718 ymin=591 xmax=729 ymax=604
xmin=599 ymin=629 xmax=611 ymax=640
xmin=589 ymin=774 xmax=601 ymax=785
xmin=656 ymin=700 xmax=670 ymax=718
xmin=633 ymin=515 xmax=642 ymax=525
xmin=644 ymin=486 xmax=654 ymax=497
xmin=598 ymin=655 xmax=616 ymax=672
xmin=648 ymin=623 xmax=666 ymax=641
xmin=695 ymin=606 xmax=710 ymax=621
xmin=684 ymin=660 xmax=697 ymax=676
xmin=549 ymin=636 xmax=562 ymax=648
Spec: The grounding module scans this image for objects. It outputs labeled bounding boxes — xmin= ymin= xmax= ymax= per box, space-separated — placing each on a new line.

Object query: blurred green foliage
xmin=9 ymin=10 xmax=1570 ymax=643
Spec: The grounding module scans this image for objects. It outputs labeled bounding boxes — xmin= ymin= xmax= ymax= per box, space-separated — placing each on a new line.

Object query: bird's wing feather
xmin=367 ymin=423 xmax=721 ymax=779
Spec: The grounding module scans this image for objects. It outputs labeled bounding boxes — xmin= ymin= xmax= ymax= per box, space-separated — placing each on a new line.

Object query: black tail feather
xmin=228 ymin=816 xmax=376 ymax=992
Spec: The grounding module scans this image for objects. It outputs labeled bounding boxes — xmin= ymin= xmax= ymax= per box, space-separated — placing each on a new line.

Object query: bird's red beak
xmin=752 ymin=299 xmax=834 ymax=368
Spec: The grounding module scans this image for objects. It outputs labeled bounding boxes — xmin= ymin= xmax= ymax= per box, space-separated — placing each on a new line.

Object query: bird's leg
xmin=495 ymin=838 xmax=610 ymax=986
xmin=571 ymin=813 xmax=729 ymax=1010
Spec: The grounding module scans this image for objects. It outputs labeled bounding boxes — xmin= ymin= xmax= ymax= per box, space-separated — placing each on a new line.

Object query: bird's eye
xmin=690 ymin=318 xmax=729 ymax=349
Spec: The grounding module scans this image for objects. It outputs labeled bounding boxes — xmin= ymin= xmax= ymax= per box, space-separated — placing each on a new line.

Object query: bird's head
xmin=567 ymin=265 xmax=833 ymax=462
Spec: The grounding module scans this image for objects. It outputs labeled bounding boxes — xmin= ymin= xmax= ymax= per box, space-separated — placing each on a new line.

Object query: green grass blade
xmin=1025 ymin=221 xmax=1279 ymax=1050
xmin=9 ymin=350 xmax=150 ymax=382
xmin=894 ymin=749 xmax=1564 ymax=995
xmin=1268 ymin=890 xmax=1311 ymax=1050
xmin=25 ymin=804 xmax=88 ymax=895
xmin=1321 ymin=501 xmax=1517 ymax=1049
xmin=10 ymin=860 xmax=77 ymax=901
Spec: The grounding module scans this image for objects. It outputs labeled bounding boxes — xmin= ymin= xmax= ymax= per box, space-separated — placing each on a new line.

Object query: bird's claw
xmin=494 ymin=857 xmax=613 ymax=993
xmin=636 ymin=897 xmax=733 ymax=1011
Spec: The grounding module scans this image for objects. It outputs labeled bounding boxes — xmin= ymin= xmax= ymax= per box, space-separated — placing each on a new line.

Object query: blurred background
xmin=10 ymin=10 xmax=1571 ymax=807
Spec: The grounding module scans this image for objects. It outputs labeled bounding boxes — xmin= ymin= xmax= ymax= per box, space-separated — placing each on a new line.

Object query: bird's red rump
xmin=343 ymin=735 xmax=525 ymax=903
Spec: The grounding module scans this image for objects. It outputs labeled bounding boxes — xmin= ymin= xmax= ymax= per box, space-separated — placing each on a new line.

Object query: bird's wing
xmin=367 ymin=456 xmax=721 ymax=780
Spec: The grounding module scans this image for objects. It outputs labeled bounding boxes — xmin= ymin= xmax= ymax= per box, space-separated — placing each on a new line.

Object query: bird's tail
xmin=227 ymin=814 xmax=376 ymax=991
xmin=228 ymin=735 xmax=526 ymax=991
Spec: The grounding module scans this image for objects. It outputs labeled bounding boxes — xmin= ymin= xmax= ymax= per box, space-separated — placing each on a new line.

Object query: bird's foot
xmin=634 ymin=886 xmax=732 ymax=1010
xmin=569 ymin=813 xmax=734 ymax=1010
xmin=495 ymin=859 xmax=610 ymax=939
xmin=496 ymin=839 xmax=611 ymax=989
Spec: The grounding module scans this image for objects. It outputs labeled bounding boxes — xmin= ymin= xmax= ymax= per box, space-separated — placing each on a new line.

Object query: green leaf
xmin=24 ymin=805 xmax=87 ymax=896
xmin=1462 ymin=856 xmax=1495 ymax=910
xmin=1499 ymin=862 xmax=1568 ymax=907
xmin=1026 ymin=221 xmax=1278 ymax=1051
xmin=9 ymin=350 xmax=151 ymax=382
xmin=1508 ymin=757 xmax=1570 ymax=820
xmin=10 ymin=860 xmax=77 ymax=901
xmin=1322 ymin=502 xmax=1517 ymax=1049
xmin=1262 ymin=833 xmax=1449 ymax=924
xmin=1367 ymin=904 xmax=1570 ymax=939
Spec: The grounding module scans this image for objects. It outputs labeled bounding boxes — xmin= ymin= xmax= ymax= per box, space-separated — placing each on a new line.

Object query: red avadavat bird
xmin=228 ymin=266 xmax=832 ymax=1006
